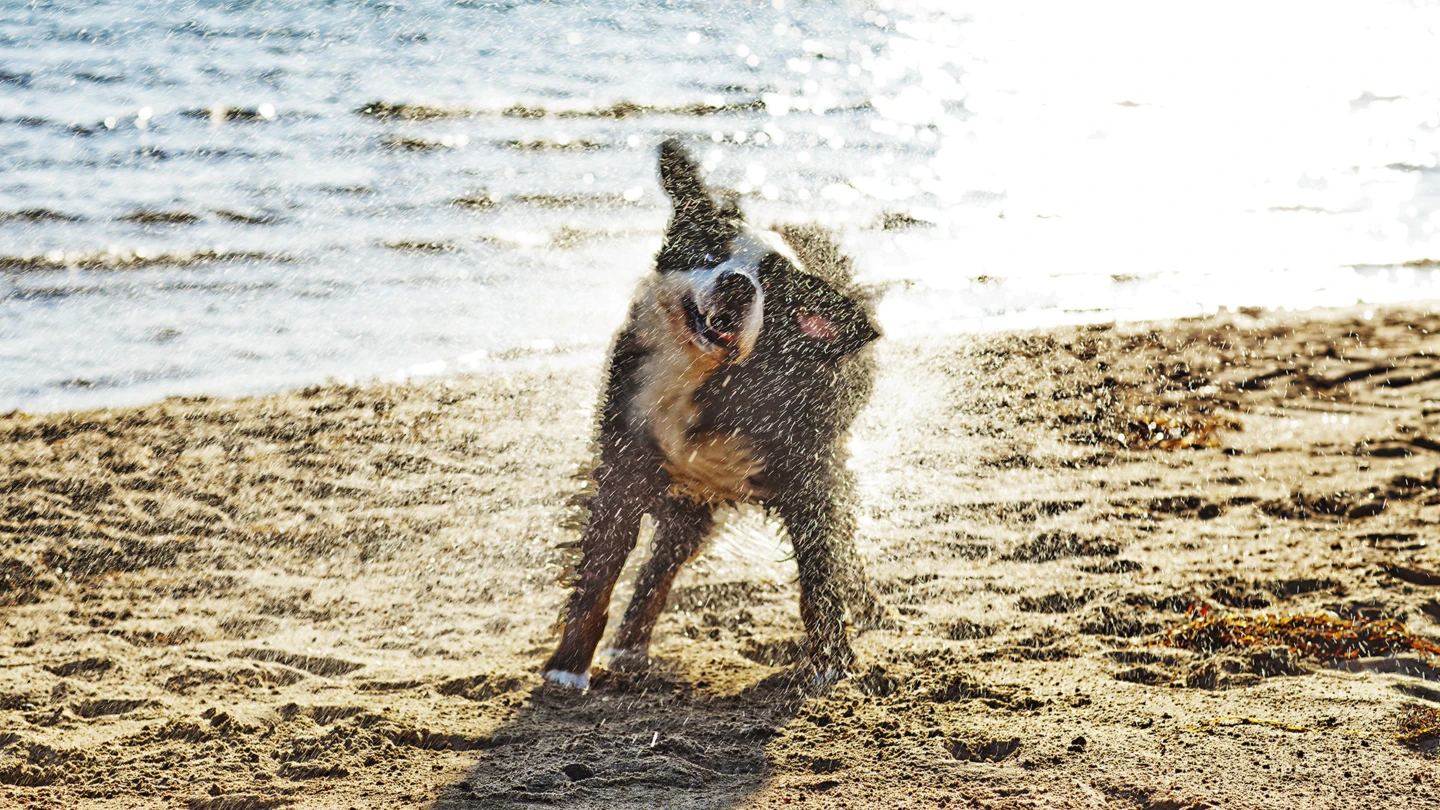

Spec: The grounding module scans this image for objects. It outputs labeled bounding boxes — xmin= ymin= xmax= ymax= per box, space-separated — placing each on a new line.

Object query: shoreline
xmin=3 ymin=300 xmax=1440 ymax=809
xmin=11 ymin=290 xmax=1440 ymax=417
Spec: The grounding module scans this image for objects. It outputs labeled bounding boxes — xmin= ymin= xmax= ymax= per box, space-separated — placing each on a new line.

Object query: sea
xmin=3 ymin=0 xmax=1440 ymax=412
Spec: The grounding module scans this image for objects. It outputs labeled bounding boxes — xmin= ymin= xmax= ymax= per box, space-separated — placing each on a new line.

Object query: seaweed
xmin=1397 ymin=705 xmax=1440 ymax=749
xmin=1162 ymin=612 xmax=1440 ymax=660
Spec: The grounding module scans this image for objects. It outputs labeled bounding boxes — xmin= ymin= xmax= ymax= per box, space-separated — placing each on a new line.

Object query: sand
xmin=3 ymin=303 xmax=1440 ymax=810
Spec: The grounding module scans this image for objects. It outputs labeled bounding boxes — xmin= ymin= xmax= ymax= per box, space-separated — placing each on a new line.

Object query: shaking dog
xmin=543 ymin=140 xmax=884 ymax=688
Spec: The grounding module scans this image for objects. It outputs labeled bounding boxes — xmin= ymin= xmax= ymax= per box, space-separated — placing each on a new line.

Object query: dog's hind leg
xmin=607 ymin=497 xmax=714 ymax=671
xmin=543 ymin=466 xmax=654 ymax=689
xmin=835 ymin=525 xmax=895 ymax=632
xmin=772 ymin=482 xmax=857 ymax=686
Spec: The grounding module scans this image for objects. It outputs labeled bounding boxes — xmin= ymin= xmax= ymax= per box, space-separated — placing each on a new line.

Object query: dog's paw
xmin=601 ymin=647 xmax=651 ymax=673
xmin=542 ymin=669 xmax=591 ymax=690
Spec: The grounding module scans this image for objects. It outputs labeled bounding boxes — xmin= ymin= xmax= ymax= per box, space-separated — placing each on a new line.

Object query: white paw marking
xmin=542 ymin=669 xmax=591 ymax=690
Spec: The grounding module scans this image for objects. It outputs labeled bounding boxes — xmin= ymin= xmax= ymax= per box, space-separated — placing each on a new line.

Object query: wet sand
xmin=3 ymin=303 xmax=1440 ymax=809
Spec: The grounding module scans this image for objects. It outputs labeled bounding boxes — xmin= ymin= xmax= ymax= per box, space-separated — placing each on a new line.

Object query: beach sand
xmin=3 ymin=303 xmax=1440 ymax=809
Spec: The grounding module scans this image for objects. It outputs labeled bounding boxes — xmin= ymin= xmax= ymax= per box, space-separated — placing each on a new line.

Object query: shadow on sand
xmin=427 ymin=665 xmax=815 ymax=809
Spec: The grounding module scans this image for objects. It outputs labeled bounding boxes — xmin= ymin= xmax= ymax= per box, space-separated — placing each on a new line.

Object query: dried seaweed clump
xmin=1162 ymin=613 xmax=1440 ymax=660
xmin=1397 ymin=704 xmax=1440 ymax=748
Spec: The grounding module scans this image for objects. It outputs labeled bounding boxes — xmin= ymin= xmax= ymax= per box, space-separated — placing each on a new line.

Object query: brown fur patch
xmin=630 ymin=275 xmax=769 ymax=504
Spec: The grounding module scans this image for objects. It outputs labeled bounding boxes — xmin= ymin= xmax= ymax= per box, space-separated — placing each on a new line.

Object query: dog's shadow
xmin=428 ymin=665 xmax=813 ymax=809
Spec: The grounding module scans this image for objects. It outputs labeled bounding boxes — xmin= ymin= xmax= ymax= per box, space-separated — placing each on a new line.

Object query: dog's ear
xmin=799 ymin=302 xmax=880 ymax=359
xmin=658 ymin=139 xmax=718 ymax=218
xmin=787 ymin=273 xmax=882 ymax=359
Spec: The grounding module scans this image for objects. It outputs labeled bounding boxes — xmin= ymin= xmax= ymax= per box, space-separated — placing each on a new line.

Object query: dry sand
xmin=3 ymin=303 xmax=1440 ymax=809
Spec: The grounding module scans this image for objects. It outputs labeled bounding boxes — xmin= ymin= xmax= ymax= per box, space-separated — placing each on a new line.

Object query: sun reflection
xmin=824 ymin=0 xmax=1440 ymax=335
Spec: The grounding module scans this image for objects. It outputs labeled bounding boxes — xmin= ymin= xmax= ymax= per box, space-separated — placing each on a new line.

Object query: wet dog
xmin=542 ymin=140 xmax=884 ymax=688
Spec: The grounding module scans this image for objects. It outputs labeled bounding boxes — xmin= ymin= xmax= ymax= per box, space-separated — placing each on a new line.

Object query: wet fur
xmin=543 ymin=142 xmax=885 ymax=687
xmin=629 ymin=274 xmax=768 ymax=503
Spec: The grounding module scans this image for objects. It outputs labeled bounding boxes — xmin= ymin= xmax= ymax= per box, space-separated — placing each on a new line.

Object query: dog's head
xmin=653 ymin=140 xmax=878 ymax=365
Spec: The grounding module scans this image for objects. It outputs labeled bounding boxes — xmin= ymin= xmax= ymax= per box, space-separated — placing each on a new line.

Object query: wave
xmin=356 ymin=97 xmax=764 ymax=121
xmin=7 ymin=279 xmax=282 ymax=301
xmin=446 ymin=192 xmax=642 ymax=211
xmin=0 ymin=209 xmax=82 ymax=224
xmin=382 ymin=240 xmax=458 ymax=253
xmin=0 ymin=249 xmax=294 ymax=272
xmin=509 ymin=192 xmax=639 ymax=208
xmin=502 ymin=138 xmax=607 ymax=152
xmin=56 ymin=366 xmax=195 ymax=392
xmin=0 ymin=115 xmax=51 ymax=128
xmin=119 ymin=210 xmax=201 ymax=225
xmin=378 ymin=133 xmax=608 ymax=152
xmin=73 ymin=71 xmax=124 ymax=84
xmin=379 ymin=133 xmax=469 ymax=151
xmin=180 ymin=105 xmax=278 ymax=122
xmin=449 ymin=195 xmax=496 ymax=210
xmin=549 ymin=226 xmax=648 ymax=248
xmin=213 ymin=210 xmax=282 ymax=226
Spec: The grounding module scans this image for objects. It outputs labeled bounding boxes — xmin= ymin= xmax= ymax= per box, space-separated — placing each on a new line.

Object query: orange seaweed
xmin=1162 ymin=613 xmax=1440 ymax=660
xmin=1397 ymin=705 xmax=1440 ymax=748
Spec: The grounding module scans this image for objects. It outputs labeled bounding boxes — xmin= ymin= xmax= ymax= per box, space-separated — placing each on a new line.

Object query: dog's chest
xmin=629 ymin=345 xmax=768 ymax=504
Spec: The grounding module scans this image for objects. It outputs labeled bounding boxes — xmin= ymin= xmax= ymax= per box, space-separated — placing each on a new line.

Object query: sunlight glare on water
xmin=866 ymin=1 xmax=1440 ymax=336
xmin=1 ymin=0 xmax=1438 ymax=410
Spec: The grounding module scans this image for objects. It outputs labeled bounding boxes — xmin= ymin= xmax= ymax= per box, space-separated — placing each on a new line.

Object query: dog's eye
xmin=701 ymin=253 xmax=716 ymax=265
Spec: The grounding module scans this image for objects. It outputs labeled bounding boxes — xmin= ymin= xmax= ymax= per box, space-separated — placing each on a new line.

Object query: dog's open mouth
xmin=681 ymin=294 xmax=739 ymax=352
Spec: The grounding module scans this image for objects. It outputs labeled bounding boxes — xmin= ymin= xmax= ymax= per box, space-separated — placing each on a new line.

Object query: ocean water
xmin=3 ymin=0 xmax=1440 ymax=412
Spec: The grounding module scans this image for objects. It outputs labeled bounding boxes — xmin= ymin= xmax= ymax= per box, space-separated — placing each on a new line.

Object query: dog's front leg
xmin=607 ymin=496 xmax=714 ymax=670
xmin=543 ymin=465 xmax=652 ymax=689
xmin=773 ymin=481 xmax=857 ymax=686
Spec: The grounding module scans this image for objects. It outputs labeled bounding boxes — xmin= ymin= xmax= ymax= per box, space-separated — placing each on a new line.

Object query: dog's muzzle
xmin=684 ymin=268 xmax=763 ymax=363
